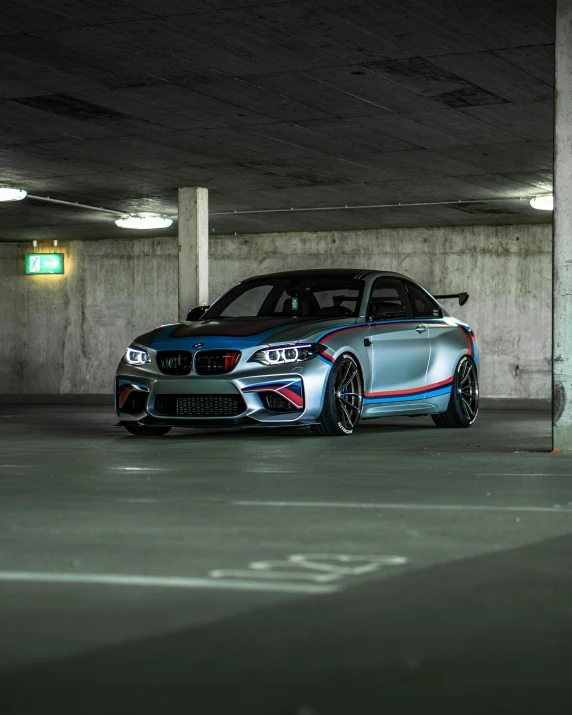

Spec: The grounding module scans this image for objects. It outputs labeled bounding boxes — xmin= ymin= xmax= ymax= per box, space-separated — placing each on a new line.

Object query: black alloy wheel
xmin=124 ymin=423 xmax=172 ymax=437
xmin=432 ymin=355 xmax=479 ymax=428
xmin=312 ymin=353 xmax=363 ymax=436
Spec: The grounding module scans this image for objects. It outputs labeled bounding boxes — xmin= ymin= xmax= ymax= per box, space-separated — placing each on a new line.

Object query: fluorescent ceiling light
xmin=115 ymin=213 xmax=173 ymax=229
xmin=0 ymin=186 xmax=27 ymax=202
xmin=530 ymin=195 xmax=554 ymax=211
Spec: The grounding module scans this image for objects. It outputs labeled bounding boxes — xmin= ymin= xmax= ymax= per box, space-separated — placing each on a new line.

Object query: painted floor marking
xmin=210 ymin=553 xmax=407 ymax=585
xmin=210 ymin=568 xmax=336 ymax=583
xmin=235 ymin=500 xmax=572 ymax=513
xmin=108 ymin=467 xmax=166 ymax=471
xmin=0 ymin=571 xmax=337 ymax=595
xmin=474 ymin=473 xmax=555 ymax=477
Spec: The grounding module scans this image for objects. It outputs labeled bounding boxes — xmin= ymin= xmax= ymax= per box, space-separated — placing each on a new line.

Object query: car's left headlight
xmin=249 ymin=343 xmax=326 ymax=366
xmin=124 ymin=345 xmax=151 ymax=365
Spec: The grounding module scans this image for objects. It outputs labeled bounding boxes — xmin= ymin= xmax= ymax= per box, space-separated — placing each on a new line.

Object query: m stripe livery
xmin=364 ymin=377 xmax=454 ymax=404
xmin=242 ymin=379 xmax=304 ymax=409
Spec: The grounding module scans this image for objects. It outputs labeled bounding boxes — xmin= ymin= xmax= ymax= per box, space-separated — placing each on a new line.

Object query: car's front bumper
xmin=115 ymin=358 xmax=331 ymax=428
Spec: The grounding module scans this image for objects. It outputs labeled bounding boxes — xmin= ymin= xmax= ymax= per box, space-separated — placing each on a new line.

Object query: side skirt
xmin=361 ymin=393 xmax=450 ymax=418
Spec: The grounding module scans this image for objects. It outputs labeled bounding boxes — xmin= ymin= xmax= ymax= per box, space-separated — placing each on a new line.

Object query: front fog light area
xmin=250 ymin=343 xmax=326 ymax=366
xmin=124 ymin=346 xmax=151 ymax=366
xmin=260 ymin=391 xmax=301 ymax=411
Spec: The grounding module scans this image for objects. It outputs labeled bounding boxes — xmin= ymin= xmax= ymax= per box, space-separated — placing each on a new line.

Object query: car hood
xmin=134 ymin=316 xmax=356 ymax=351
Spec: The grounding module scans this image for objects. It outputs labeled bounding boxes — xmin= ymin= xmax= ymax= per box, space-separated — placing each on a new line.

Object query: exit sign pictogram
xmin=25 ymin=254 xmax=64 ymax=275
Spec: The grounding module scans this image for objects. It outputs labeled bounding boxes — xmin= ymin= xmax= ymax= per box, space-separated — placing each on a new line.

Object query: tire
xmin=311 ymin=353 xmax=363 ymax=436
xmin=432 ymin=355 xmax=479 ymax=428
xmin=124 ymin=423 xmax=172 ymax=437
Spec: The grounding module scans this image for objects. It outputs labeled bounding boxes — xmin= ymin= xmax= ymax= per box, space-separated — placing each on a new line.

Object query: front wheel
xmin=432 ymin=355 xmax=479 ymax=428
xmin=311 ymin=353 xmax=363 ymax=436
xmin=124 ymin=423 xmax=172 ymax=437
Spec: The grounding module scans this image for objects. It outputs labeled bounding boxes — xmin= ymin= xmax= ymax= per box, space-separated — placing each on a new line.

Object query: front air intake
xmin=157 ymin=350 xmax=193 ymax=375
xmin=195 ymin=350 xmax=241 ymax=375
xmin=260 ymin=392 xmax=301 ymax=412
xmin=154 ymin=394 xmax=245 ymax=417
xmin=120 ymin=392 xmax=147 ymax=413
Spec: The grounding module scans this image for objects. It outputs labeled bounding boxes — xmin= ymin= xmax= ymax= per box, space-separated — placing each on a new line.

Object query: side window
xmin=367 ymin=278 xmax=412 ymax=319
xmin=313 ymin=289 xmax=361 ymax=316
xmin=405 ymin=282 xmax=441 ymax=318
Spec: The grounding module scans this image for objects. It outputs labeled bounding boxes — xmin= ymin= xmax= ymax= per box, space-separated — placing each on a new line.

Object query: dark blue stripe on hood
xmin=149 ymin=318 xmax=317 ymax=351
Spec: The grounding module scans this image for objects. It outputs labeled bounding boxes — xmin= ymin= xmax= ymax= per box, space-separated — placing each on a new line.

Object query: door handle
xmin=415 ymin=324 xmax=427 ymax=333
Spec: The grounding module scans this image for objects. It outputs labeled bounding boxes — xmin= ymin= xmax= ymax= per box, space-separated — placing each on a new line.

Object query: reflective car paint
xmin=115 ymin=269 xmax=477 ymax=428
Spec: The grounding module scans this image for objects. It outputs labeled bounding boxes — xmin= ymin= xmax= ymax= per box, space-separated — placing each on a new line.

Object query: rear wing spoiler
xmin=434 ymin=292 xmax=469 ymax=306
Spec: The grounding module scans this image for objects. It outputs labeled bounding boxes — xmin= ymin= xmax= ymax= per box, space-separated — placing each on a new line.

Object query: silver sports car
xmin=116 ymin=269 xmax=479 ymax=437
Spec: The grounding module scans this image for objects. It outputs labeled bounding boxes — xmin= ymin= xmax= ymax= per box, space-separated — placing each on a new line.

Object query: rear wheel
xmin=124 ymin=423 xmax=172 ymax=437
xmin=432 ymin=355 xmax=478 ymax=428
xmin=311 ymin=353 xmax=363 ymax=436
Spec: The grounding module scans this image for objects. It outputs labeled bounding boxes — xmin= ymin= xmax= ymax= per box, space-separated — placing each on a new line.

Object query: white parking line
xmin=0 ymin=571 xmax=338 ymax=595
xmin=234 ymin=500 xmax=572 ymax=513
xmin=108 ymin=467 xmax=165 ymax=471
xmin=474 ymin=473 xmax=554 ymax=477
xmin=210 ymin=568 xmax=337 ymax=582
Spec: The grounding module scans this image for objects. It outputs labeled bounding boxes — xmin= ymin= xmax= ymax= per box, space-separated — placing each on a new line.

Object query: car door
xmin=365 ymin=277 xmax=430 ymax=409
xmin=404 ymin=280 xmax=463 ymax=401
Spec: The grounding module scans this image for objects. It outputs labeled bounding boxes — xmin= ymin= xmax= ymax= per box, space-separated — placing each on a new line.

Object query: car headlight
xmin=124 ymin=346 xmax=151 ymax=365
xmin=250 ymin=343 xmax=326 ymax=366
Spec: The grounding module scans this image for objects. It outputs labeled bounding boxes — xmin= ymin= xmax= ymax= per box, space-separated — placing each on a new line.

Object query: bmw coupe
xmin=116 ymin=269 xmax=479 ymax=436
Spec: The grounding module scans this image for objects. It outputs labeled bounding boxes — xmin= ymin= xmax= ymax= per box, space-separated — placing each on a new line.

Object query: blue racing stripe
xmin=424 ymin=386 xmax=453 ymax=398
xmin=364 ymin=394 xmax=424 ymax=404
xmin=364 ymin=385 xmax=452 ymax=404
xmin=317 ymin=318 xmax=450 ymax=343
xmin=150 ymin=323 xmax=296 ymax=351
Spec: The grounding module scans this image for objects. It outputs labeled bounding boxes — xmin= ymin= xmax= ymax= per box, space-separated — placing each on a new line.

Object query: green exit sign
xmin=25 ymin=253 xmax=64 ymax=275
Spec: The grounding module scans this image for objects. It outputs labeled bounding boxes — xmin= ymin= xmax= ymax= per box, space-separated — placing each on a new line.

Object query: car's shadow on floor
xmin=158 ymin=416 xmax=438 ymax=439
xmin=356 ymin=419 xmax=437 ymax=432
xmin=147 ymin=421 xmax=438 ymax=441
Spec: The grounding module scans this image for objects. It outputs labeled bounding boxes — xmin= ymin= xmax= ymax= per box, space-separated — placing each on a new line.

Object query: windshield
xmin=205 ymin=275 xmax=365 ymax=319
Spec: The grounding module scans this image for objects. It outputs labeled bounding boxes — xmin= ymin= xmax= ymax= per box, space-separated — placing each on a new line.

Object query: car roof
xmin=244 ymin=268 xmax=410 ymax=281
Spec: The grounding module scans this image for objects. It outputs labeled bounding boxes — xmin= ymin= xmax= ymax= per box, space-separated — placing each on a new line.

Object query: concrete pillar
xmin=178 ymin=186 xmax=209 ymax=321
xmin=553 ymin=0 xmax=572 ymax=450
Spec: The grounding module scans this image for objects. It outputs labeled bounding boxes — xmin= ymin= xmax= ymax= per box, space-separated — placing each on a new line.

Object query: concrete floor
xmin=0 ymin=406 xmax=570 ymax=715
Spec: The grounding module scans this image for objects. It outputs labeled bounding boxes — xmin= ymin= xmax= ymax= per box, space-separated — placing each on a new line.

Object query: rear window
xmin=405 ymin=282 xmax=441 ymax=318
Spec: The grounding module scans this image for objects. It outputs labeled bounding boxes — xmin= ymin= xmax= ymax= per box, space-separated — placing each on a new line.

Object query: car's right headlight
xmin=249 ymin=343 xmax=326 ymax=366
xmin=123 ymin=345 xmax=151 ymax=365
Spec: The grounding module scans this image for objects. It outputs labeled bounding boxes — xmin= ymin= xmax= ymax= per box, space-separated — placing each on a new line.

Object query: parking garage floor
xmin=0 ymin=406 xmax=570 ymax=715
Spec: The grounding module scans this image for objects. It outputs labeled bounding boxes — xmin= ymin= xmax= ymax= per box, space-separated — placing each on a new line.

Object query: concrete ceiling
xmin=0 ymin=0 xmax=554 ymax=240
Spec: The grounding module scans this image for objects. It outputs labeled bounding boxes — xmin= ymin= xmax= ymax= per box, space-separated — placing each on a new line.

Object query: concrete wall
xmin=0 ymin=238 xmax=177 ymax=395
xmin=0 ymin=223 xmax=551 ymax=399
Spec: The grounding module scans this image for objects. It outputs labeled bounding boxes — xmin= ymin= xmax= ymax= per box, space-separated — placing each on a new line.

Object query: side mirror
xmin=186 ymin=305 xmax=209 ymax=321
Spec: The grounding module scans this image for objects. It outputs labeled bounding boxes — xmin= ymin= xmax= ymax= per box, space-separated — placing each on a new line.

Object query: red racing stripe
xmin=457 ymin=325 xmax=473 ymax=356
xmin=243 ymin=384 xmax=304 ymax=408
xmin=118 ymin=385 xmax=134 ymax=408
xmin=278 ymin=387 xmax=304 ymax=408
xmin=364 ymin=376 xmax=453 ymax=399
xmin=319 ymin=321 xmax=451 ymax=345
